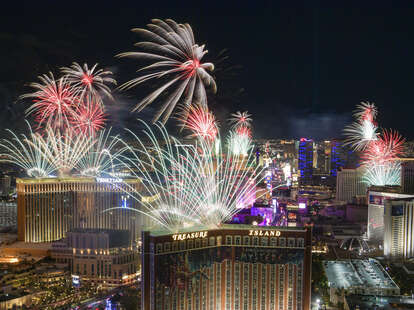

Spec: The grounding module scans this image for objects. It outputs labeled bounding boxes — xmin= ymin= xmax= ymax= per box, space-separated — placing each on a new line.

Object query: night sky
xmin=1 ymin=1 xmax=414 ymax=139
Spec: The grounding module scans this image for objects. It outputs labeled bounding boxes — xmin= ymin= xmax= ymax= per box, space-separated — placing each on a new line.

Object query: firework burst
xmin=30 ymin=126 xmax=95 ymax=177
xmin=343 ymin=102 xmax=379 ymax=151
xmin=117 ymin=19 xmax=217 ymax=123
xmin=179 ymin=104 xmax=218 ymax=141
xmin=75 ymin=129 xmax=122 ymax=177
xmin=0 ymin=122 xmax=56 ymax=177
xmin=362 ymin=161 xmax=401 ymax=186
xmin=106 ymin=121 xmax=263 ymax=231
xmin=361 ymin=129 xmax=405 ymax=165
xmin=227 ymin=129 xmax=252 ymax=157
xmin=69 ymin=99 xmax=107 ymax=136
xmin=61 ymin=62 xmax=116 ymax=103
xmin=354 ymin=101 xmax=377 ymax=123
xmin=229 ymin=111 xmax=252 ymax=129
xmin=21 ymin=73 xmax=76 ymax=129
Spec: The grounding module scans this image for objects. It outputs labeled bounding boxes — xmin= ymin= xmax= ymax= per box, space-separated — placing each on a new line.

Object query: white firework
xmin=75 ymin=129 xmax=123 ymax=177
xmin=362 ymin=161 xmax=401 ymax=186
xmin=227 ymin=130 xmax=252 ymax=156
xmin=343 ymin=119 xmax=378 ymax=151
xmin=229 ymin=111 xmax=252 ymax=129
xmin=61 ymin=62 xmax=116 ymax=103
xmin=117 ymin=19 xmax=217 ymax=123
xmin=30 ymin=127 xmax=95 ymax=177
xmin=107 ymin=121 xmax=264 ymax=232
xmin=0 ymin=122 xmax=56 ymax=178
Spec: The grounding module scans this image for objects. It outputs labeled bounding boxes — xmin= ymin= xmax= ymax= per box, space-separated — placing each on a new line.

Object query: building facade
xmin=51 ymin=229 xmax=139 ymax=289
xmin=0 ymin=200 xmax=16 ymax=228
xmin=367 ymin=186 xmax=414 ymax=242
xmin=384 ymin=198 xmax=414 ymax=259
xmin=141 ymin=224 xmax=312 ymax=310
xmin=336 ymin=167 xmax=367 ymax=203
xmin=298 ymin=138 xmax=313 ymax=186
xmin=401 ymin=161 xmax=414 ymax=194
xmin=17 ymin=177 xmax=153 ymax=243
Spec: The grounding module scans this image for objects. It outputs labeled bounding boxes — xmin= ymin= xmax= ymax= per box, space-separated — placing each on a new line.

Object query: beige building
xmin=336 ymin=167 xmax=367 ymax=203
xmin=17 ymin=177 xmax=152 ymax=243
xmin=52 ymin=229 xmax=140 ymax=289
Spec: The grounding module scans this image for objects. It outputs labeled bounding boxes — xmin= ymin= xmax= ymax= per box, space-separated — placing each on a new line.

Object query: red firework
xmin=362 ymin=129 xmax=405 ymax=165
xmin=236 ymin=126 xmax=252 ymax=139
xmin=69 ymin=98 xmax=107 ymax=136
xmin=181 ymin=105 xmax=217 ymax=140
xmin=22 ymin=73 xmax=77 ymax=129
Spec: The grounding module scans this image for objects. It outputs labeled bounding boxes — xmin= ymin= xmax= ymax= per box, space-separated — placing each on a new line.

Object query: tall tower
xmin=298 ymin=138 xmax=314 ymax=186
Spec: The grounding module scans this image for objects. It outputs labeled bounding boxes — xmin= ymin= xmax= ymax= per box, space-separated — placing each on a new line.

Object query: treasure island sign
xmin=172 ymin=231 xmax=208 ymax=241
xmin=171 ymin=229 xmax=281 ymax=241
xmin=249 ymin=230 xmax=281 ymax=237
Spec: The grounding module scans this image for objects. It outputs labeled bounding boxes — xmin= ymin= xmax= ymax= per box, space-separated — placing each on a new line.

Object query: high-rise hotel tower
xmin=17 ymin=177 xmax=154 ymax=243
xmin=142 ymin=224 xmax=312 ymax=310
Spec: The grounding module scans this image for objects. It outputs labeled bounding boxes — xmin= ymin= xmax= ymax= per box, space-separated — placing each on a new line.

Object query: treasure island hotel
xmin=142 ymin=224 xmax=312 ymax=310
xmin=17 ymin=177 xmax=154 ymax=243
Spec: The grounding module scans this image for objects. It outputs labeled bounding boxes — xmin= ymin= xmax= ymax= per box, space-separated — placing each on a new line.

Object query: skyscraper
xmin=384 ymin=197 xmax=414 ymax=258
xmin=336 ymin=167 xmax=367 ymax=203
xmin=367 ymin=186 xmax=413 ymax=242
xmin=400 ymin=161 xmax=414 ymax=194
xmin=298 ymin=138 xmax=313 ymax=186
xmin=141 ymin=224 xmax=312 ymax=310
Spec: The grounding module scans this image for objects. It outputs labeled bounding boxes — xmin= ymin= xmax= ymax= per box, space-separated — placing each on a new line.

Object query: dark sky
xmin=1 ymin=1 xmax=414 ymax=139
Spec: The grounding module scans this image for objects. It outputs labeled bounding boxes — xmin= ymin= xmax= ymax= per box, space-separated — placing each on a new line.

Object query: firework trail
xmin=21 ymin=73 xmax=76 ymax=130
xmin=178 ymin=104 xmax=218 ymax=141
xmin=61 ymin=62 xmax=116 ymax=104
xmin=0 ymin=121 xmax=56 ymax=177
xmin=362 ymin=161 xmax=401 ymax=186
xmin=75 ymin=129 xmax=122 ymax=177
xmin=30 ymin=126 xmax=95 ymax=177
xmin=229 ymin=111 xmax=252 ymax=130
xmin=227 ymin=129 xmax=252 ymax=157
xmin=106 ymin=121 xmax=264 ymax=231
xmin=117 ymin=19 xmax=217 ymax=123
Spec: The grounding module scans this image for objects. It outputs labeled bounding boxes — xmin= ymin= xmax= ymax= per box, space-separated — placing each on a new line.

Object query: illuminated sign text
xmin=172 ymin=231 xmax=208 ymax=241
xmin=249 ymin=230 xmax=281 ymax=237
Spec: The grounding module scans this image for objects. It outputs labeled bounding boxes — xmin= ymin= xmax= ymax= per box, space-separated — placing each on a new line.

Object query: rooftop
xmin=148 ymin=223 xmax=307 ymax=237
xmin=324 ymin=259 xmax=398 ymax=290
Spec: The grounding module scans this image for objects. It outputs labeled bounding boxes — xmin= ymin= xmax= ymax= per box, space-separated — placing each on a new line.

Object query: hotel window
xmin=195 ymin=239 xmax=201 ymax=248
xmin=202 ymin=237 xmax=208 ymax=247
xmin=270 ymin=237 xmax=277 ymax=246
xmin=209 ymin=236 xmax=215 ymax=246
xmin=217 ymin=236 xmax=222 ymax=246
xmin=243 ymin=236 xmax=250 ymax=245
xmin=261 ymin=237 xmax=268 ymax=246
xmin=180 ymin=240 xmax=186 ymax=250
xmin=164 ymin=242 xmax=171 ymax=252
xmin=279 ymin=237 xmax=286 ymax=247
xmin=253 ymin=236 xmax=259 ymax=246
xmin=156 ymin=243 xmax=163 ymax=253
xmin=226 ymin=235 xmax=233 ymax=245
xmin=188 ymin=240 xmax=194 ymax=249
xmin=172 ymin=242 xmax=178 ymax=252
xmin=297 ymin=238 xmax=304 ymax=247
xmin=287 ymin=238 xmax=295 ymax=247
xmin=235 ymin=235 xmax=241 ymax=245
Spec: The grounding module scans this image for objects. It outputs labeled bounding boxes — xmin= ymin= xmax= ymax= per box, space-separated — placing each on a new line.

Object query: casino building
xmin=367 ymin=186 xmax=414 ymax=242
xmin=141 ymin=224 xmax=312 ymax=310
xmin=17 ymin=177 xmax=154 ymax=243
